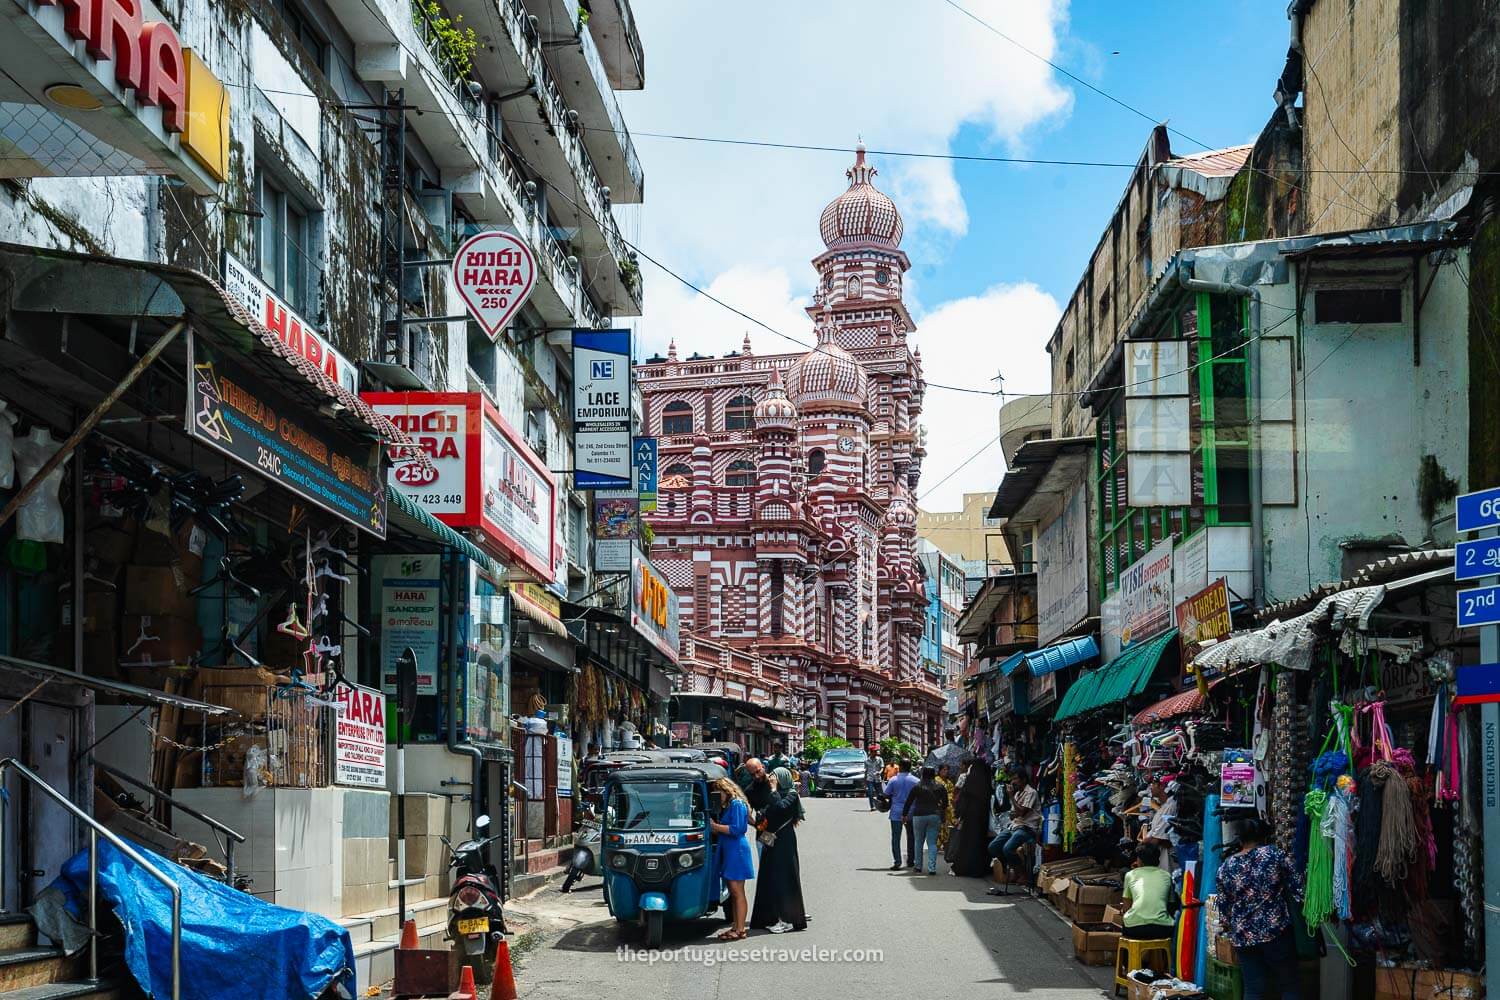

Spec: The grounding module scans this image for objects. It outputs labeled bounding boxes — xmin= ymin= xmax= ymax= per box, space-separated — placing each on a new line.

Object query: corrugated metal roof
xmin=1165 ymin=144 xmax=1253 ymax=178
xmin=1253 ymin=548 xmax=1454 ymax=623
xmin=1023 ymin=636 xmax=1101 ymax=677
xmin=997 ymin=650 xmax=1029 ymax=677
xmin=1134 ymin=688 xmax=1207 ymax=726
xmin=1055 ymin=630 xmax=1177 ymax=722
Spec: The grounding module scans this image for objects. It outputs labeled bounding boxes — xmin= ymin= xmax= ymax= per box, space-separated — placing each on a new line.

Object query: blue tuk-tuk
xmin=601 ymin=762 xmax=728 ymax=947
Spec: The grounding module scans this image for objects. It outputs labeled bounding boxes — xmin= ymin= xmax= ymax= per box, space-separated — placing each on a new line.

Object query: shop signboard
xmin=1027 ymin=670 xmax=1058 ymax=713
xmin=1103 ymin=538 xmax=1174 ymax=661
xmin=631 ymin=548 xmax=680 ymax=664
xmin=222 ymin=251 xmax=358 ymax=392
xmin=333 ymin=681 xmax=387 ymax=788
xmin=670 ymin=722 xmax=692 ymax=744
xmin=1176 ymin=578 xmax=1233 ymax=679
xmin=987 ymin=673 xmax=1014 ymax=718
xmin=571 ymin=329 xmax=633 ymax=489
xmin=556 ymin=735 xmax=573 ymax=797
xmin=374 ymin=554 xmax=440 ymax=695
xmin=1173 ymin=528 xmax=1209 ymax=601
xmin=451 ymin=230 xmax=537 ymax=340
xmin=187 ymin=334 xmax=386 ymax=536
xmin=634 ymin=437 xmax=658 ymax=512
xmin=364 ymin=393 xmax=556 ymax=581
xmin=1455 ymin=663 xmax=1500 ymax=706
xmin=1036 ymin=484 xmax=1088 ymax=645
xmin=593 ymin=490 xmax=638 ymax=573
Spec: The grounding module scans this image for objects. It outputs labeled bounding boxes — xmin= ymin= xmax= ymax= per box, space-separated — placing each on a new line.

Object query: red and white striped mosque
xmin=637 ymin=145 xmax=946 ymax=753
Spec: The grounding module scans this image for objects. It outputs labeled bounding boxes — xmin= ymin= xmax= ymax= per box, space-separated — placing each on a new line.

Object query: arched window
xmin=847 ymin=275 xmax=862 ymax=299
xmin=725 ymin=460 xmax=755 ymax=486
xmin=724 ymin=394 xmax=756 ymax=431
xmin=807 ymin=449 xmax=826 ymax=476
xmin=661 ymin=400 xmax=693 ymax=435
xmin=664 ymin=463 xmax=693 ymax=478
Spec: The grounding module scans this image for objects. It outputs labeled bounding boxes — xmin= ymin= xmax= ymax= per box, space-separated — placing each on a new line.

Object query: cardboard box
xmin=120 ymin=614 xmax=202 ymax=667
xmin=1071 ymin=921 xmax=1121 ymax=966
xmin=1103 ymin=905 xmax=1124 ymax=929
xmin=123 ymin=566 xmax=197 ymax=618
xmin=1376 ymin=967 xmax=1484 ymax=1000
xmin=1214 ymin=936 xmax=1236 ymax=965
xmin=1068 ymin=876 xmax=1123 ymax=908
xmin=191 ymin=667 xmax=279 ymax=719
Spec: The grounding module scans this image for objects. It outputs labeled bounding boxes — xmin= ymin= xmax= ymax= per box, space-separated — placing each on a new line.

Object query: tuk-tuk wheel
xmin=644 ymin=910 xmax=664 ymax=949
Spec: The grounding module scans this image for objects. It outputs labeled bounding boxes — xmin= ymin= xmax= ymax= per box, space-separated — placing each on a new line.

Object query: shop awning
xmin=1054 ymin=629 xmax=1177 ymax=722
xmin=1001 ymin=636 xmax=1100 ymax=677
xmin=0 ymin=653 xmax=231 ymax=715
xmin=767 ymin=719 xmax=799 ymax=736
xmin=509 ymin=583 xmax=569 ymax=638
xmin=1133 ymin=688 xmax=1207 ymax=726
xmin=0 ymin=243 xmax=431 ymax=473
xmin=385 ymin=486 xmax=499 ymax=573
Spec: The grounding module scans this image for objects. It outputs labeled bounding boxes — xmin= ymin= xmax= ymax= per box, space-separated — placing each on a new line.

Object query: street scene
xmin=0 ymin=0 xmax=1496 ymax=999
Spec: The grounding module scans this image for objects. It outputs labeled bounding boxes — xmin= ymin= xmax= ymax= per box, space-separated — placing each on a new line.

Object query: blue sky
xmin=619 ymin=1 xmax=1292 ymax=508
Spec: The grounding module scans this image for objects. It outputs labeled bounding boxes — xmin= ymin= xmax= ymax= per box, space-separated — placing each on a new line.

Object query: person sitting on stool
xmin=986 ymin=774 xmax=1040 ymax=894
xmin=1121 ymin=843 xmax=1177 ymax=940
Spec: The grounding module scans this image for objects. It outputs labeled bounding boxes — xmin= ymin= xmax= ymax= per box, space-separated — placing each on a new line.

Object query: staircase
xmin=0 ymin=915 xmax=121 ymax=1000
xmin=339 ymin=861 xmax=452 ymax=990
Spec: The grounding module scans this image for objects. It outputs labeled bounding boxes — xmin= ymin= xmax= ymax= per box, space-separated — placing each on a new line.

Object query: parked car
xmin=812 ymin=748 xmax=868 ymax=797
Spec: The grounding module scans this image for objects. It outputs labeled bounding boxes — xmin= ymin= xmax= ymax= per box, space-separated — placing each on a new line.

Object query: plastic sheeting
xmin=49 ymin=839 xmax=355 ymax=1000
xmin=1194 ymin=584 xmax=1389 ymax=675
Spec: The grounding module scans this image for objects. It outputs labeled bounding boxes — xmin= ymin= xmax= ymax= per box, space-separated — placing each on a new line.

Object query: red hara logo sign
xmin=40 ymin=0 xmax=188 ymax=132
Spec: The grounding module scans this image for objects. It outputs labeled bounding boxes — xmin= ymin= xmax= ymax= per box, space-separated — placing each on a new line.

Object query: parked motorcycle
xmin=560 ymin=805 xmax=601 ymax=894
xmin=444 ymin=814 xmax=506 ymax=985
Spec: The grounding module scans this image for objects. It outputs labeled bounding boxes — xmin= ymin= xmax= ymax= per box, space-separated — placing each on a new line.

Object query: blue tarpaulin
xmin=50 ymin=839 xmax=355 ymax=1000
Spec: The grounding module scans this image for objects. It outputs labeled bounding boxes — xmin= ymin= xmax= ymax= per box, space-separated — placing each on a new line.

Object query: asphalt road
xmin=509 ymin=796 xmax=1113 ymax=999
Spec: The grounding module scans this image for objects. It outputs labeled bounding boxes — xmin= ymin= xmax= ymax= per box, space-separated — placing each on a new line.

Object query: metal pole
xmin=1482 ymin=524 xmax=1499 ymax=1000
xmin=170 ymin=888 xmax=181 ymax=1000
xmin=0 ymin=320 xmax=184 ymax=530
xmin=87 ymin=829 xmax=97 ymax=983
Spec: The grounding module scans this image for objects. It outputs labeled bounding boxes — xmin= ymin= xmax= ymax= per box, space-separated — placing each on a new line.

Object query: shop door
xmin=25 ymin=703 xmax=74 ymax=901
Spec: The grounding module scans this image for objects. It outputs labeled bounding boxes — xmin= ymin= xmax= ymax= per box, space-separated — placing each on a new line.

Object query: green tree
xmin=879 ymin=737 xmax=920 ymax=766
xmin=803 ymin=727 xmax=852 ymax=762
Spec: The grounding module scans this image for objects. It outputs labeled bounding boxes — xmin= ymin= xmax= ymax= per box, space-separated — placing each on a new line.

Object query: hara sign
xmin=223 ymin=251 xmax=358 ymax=392
xmin=38 ymin=0 xmax=187 ymax=131
xmin=452 ymin=230 xmax=537 ymax=340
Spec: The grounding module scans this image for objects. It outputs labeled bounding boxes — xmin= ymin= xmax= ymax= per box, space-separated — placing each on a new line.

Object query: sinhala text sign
xmin=452 ymin=230 xmax=537 ymax=340
xmin=572 ymin=329 xmax=632 ymax=488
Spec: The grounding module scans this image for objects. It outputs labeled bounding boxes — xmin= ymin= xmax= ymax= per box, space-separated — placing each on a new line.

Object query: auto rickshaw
xmin=601 ymin=761 xmax=728 ymax=948
xmin=579 ymin=751 xmax=660 ymax=811
xmin=688 ymin=741 xmax=744 ymax=772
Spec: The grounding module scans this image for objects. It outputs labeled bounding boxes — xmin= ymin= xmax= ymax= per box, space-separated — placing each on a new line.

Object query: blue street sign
xmin=1456 ymin=663 xmax=1500 ymax=705
xmin=1459 ymin=584 xmax=1500 ymax=628
xmin=1457 ymin=486 xmax=1500 ymax=533
xmin=1459 ymin=537 xmax=1500 ymax=581
xmin=633 ymin=437 xmax=657 ymax=493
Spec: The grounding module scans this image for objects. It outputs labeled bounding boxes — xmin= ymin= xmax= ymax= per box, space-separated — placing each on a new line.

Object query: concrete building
xmin=638 ymin=146 xmax=946 ymax=751
xmin=0 ymin=0 xmax=650 ymax=984
xmin=916 ymin=491 xmax=1006 ymax=571
xmin=918 ymin=540 xmax=971 ymax=692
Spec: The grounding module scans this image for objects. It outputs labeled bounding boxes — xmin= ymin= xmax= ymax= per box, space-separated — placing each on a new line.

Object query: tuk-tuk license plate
xmin=457 ymin=917 xmax=489 ymax=935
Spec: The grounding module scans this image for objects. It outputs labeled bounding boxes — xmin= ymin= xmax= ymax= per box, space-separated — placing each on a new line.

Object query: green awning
xmin=1054 ymin=629 xmax=1178 ymax=722
xmin=385 ymin=485 xmax=501 ymax=574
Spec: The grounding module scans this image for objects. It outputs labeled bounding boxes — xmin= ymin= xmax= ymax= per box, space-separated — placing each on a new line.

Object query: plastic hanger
xmin=276 ymin=604 xmax=309 ymax=640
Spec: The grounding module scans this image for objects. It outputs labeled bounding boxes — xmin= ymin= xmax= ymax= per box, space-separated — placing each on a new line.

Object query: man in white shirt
xmin=989 ymin=775 xmax=1041 ymax=877
xmin=864 ymin=746 xmax=885 ymax=811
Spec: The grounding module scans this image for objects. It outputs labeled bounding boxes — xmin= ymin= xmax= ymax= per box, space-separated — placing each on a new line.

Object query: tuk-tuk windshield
xmin=605 ymin=781 xmax=708 ymax=831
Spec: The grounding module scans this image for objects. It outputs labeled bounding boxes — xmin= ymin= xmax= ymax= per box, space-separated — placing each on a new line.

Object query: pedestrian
xmin=710 ymin=777 xmax=755 ymax=941
xmin=986 ymin=774 xmax=1041 ymax=893
xmin=865 ymin=745 xmax=885 ymax=811
xmin=750 ymin=767 xmax=808 ymax=933
xmin=882 ymin=757 xmax=898 ymax=783
xmin=935 ymin=763 xmax=957 ymax=855
xmin=765 ymin=743 xmax=791 ymax=773
xmin=738 ymin=757 xmax=773 ymax=816
xmin=1217 ymin=819 xmax=1304 ymax=1000
xmin=1120 ymin=844 xmax=1177 ymax=941
xmin=882 ymin=759 xmax=919 ymax=871
xmin=949 ymin=759 xmax=994 ymax=877
xmin=902 ymin=766 xmax=949 ymax=875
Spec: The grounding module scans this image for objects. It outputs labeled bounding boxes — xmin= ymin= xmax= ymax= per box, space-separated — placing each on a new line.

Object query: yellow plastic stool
xmin=1113 ymin=937 xmax=1173 ymax=997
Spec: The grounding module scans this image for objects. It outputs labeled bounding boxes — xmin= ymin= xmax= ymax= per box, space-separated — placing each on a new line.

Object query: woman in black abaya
xmin=950 ymin=759 xmax=996 ymax=877
xmin=750 ymin=767 xmax=808 ymax=933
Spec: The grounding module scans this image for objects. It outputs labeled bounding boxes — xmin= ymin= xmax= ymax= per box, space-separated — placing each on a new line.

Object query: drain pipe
xmin=1179 ymin=262 xmax=1266 ymax=610
xmin=444 ymin=551 xmax=485 ymax=822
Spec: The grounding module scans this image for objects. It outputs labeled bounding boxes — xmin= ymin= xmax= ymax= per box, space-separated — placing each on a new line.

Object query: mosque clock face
xmin=837 ymin=436 xmax=856 ymax=454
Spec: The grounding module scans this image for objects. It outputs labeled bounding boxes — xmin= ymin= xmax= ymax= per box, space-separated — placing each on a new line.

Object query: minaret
xmin=753 ymin=369 xmax=796 ymax=516
xmin=689 ymin=434 xmax=713 ymax=524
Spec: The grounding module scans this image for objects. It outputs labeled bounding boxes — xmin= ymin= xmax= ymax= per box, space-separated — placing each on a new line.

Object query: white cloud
xmin=633 ymin=265 xmax=809 ymax=362
xmin=912 ymin=283 xmax=1061 ymax=511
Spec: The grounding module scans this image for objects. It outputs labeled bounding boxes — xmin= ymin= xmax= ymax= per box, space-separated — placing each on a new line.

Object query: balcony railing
xmin=413 ymin=5 xmax=483 ymax=120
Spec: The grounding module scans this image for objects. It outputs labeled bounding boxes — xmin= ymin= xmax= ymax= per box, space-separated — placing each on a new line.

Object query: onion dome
xmin=819 ymin=143 xmax=903 ymax=248
xmin=754 ymin=368 xmax=798 ymax=429
xmin=785 ymin=316 xmax=869 ymax=412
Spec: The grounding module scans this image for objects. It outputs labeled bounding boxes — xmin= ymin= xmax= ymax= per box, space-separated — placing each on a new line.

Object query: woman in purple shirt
xmin=1216 ymin=819 xmax=1304 ymax=1000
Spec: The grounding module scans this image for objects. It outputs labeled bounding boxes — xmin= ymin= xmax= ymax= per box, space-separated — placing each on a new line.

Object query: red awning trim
xmin=1133 ymin=688 xmax=1207 ymax=726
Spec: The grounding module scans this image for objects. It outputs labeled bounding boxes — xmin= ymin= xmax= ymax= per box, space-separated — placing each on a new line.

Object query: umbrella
xmin=925 ymin=740 xmax=973 ymax=774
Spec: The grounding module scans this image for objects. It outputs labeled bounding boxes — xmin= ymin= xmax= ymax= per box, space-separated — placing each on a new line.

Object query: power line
xmin=917 ymin=434 xmax=1002 ymax=502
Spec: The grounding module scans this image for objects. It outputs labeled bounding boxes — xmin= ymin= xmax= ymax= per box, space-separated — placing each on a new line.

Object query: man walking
xmin=865 ymin=745 xmax=885 ymax=811
xmin=883 ymin=760 xmax=919 ymax=871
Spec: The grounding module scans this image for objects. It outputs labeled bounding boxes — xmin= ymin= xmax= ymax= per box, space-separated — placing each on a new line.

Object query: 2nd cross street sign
xmin=1458 ymin=584 xmax=1500 ymax=629
xmin=1456 ymin=486 xmax=1500 ymax=533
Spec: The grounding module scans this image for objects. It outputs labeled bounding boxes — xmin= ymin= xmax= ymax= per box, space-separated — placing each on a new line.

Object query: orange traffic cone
xmin=398 ymin=918 xmax=418 ymax=951
xmin=448 ymin=965 xmax=477 ymax=1000
xmin=491 ymin=939 xmax=518 ymax=1000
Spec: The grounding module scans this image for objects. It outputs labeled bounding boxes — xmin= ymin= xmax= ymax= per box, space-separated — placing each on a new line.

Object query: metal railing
xmin=92 ymin=760 xmax=245 ymax=887
xmin=0 ymin=758 xmax=181 ymax=1000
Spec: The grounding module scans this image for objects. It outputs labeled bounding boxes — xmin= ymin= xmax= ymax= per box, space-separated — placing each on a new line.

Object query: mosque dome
xmin=818 ymin=143 xmax=903 ymax=249
xmin=785 ymin=321 xmax=869 ymax=412
xmin=754 ymin=368 xmax=798 ymax=429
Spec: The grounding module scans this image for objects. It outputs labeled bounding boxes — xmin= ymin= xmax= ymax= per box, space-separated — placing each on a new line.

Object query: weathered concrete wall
xmin=1260 ymin=254 xmax=1469 ymax=600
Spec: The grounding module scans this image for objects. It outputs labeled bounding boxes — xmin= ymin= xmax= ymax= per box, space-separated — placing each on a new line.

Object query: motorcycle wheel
xmin=471 ymin=938 xmax=496 ymax=987
xmin=644 ymin=910 xmax=664 ymax=949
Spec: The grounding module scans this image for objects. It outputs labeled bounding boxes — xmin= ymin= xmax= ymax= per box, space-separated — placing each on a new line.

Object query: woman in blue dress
xmin=710 ymin=777 xmax=755 ymax=941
